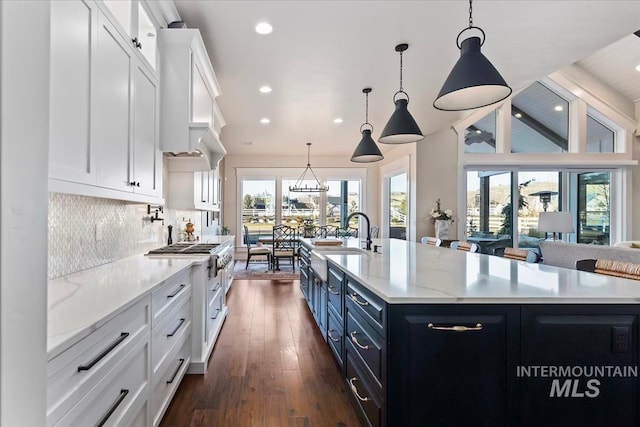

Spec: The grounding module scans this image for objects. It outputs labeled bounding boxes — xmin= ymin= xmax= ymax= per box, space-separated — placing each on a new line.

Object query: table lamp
xmin=537 ymin=211 xmax=574 ymax=241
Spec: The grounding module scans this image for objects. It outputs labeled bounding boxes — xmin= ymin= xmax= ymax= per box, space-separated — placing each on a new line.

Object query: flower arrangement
xmin=429 ymin=198 xmax=454 ymax=223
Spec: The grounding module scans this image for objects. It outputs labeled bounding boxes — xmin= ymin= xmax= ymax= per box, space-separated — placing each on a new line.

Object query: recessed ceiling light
xmin=475 ymin=129 xmax=482 ymax=134
xmin=514 ymin=113 xmax=522 ymax=119
xmin=260 ymin=118 xmax=270 ymax=124
xmin=255 ymin=22 xmax=272 ymax=35
xmin=635 ymin=64 xmax=640 ymax=72
xmin=333 ymin=118 xmax=343 ymax=124
xmin=554 ymin=105 xmax=564 ymax=112
xmin=259 ymin=86 xmax=272 ymax=93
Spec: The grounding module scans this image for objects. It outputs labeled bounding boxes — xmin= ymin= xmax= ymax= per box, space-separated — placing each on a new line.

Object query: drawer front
xmin=47 ymin=297 xmax=150 ymax=426
xmin=206 ymin=288 xmax=224 ymax=342
xmin=327 ymin=266 xmax=344 ymax=317
xmin=346 ymin=350 xmax=383 ymax=427
xmin=55 ymin=338 xmax=150 ymax=427
xmin=151 ymin=294 xmax=192 ymax=375
xmin=151 ymin=270 xmax=191 ymax=326
xmin=347 ymin=310 xmax=384 ymax=388
xmin=151 ymin=337 xmax=191 ymax=427
xmin=346 ymin=276 xmax=385 ymax=334
xmin=327 ymin=308 xmax=344 ymax=366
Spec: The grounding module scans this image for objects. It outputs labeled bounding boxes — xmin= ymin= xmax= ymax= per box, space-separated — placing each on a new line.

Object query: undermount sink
xmin=310 ymin=247 xmax=369 ymax=282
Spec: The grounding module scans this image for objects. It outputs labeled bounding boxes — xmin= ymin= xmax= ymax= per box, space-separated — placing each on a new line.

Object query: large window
xmin=327 ymin=180 xmax=361 ymax=229
xmin=388 ymin=173 xmax=408 ymax=240
xmin=575 ymin=172 xmax=610 ymax=245
xmin=281 ymin=179 xmax=320 ymax=227
xmin=241 ymin=180 xmax=276 ymax=243
xmin=517 ymin=171 xmax=560 ymax=252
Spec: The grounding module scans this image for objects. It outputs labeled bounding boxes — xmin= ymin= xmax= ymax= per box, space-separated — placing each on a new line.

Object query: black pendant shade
xmin=351 ymin=129 xmax=383 ymax=163
xmin=378 ymin=98 xmax=424 ymax=144
xmin=351 ymin=87 xmax=384 ymax=163
xmin=433 ymin=36 xmax=511 ymax=111
xmin=379 ymin=43 xmax=424 ymax=144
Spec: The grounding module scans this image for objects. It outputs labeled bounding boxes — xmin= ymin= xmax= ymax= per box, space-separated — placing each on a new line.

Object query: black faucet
xmin=346 ymin=212 xmax=372 ymax=251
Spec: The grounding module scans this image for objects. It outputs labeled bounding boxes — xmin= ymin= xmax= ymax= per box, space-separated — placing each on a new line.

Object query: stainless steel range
xmin=147 ymin=242 xmax=234 ymax=279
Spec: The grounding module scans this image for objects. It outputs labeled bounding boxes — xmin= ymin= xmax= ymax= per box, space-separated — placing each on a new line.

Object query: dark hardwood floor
xmin=160 ymin=279 xmax=363 ymax=427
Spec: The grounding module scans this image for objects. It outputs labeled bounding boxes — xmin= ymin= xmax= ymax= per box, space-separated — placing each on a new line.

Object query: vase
xmin=435 ymin=220 xmax=451 ymax=240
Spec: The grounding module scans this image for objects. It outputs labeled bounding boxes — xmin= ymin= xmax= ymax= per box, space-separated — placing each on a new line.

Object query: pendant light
xmin=379 ymin=44 xmax=424 ymax=144
xmin=289 ymin=143 xmax=328 ymax=192
xmin=351 ymin=88 xmax=384 ymax=163
xmin=433 ymin=0 xmax=512 ymax=111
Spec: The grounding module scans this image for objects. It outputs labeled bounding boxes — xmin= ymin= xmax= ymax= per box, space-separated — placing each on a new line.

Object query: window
xmin=586 ymin=115 xmax=615 ymax=153
xmin=511 ymin=82 xmax=569 ymax=153
xmin=281 ymin=179 xmax=320 ymax=227
xmin=575 ymin=172 xmax=610 ymax=245
xmin=241 ymin=180 xmax=275 ymax=242
xmin=326 ymin=180 xmax=361 ymax=229
xmin=388 ymin=173 xmax=408 ymax=240
xmin=464 ymin=111 xmax=496 ymax=153
xmin=517 ymin=171 xmax=560 ymax=253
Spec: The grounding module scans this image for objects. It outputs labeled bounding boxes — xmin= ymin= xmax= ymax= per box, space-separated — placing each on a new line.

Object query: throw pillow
xmin=631 ymin=243 xmax=640 ymax=249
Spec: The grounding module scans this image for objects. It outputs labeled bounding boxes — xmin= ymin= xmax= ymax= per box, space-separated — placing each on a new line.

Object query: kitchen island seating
xmin=420 ymin=236 xmax=442 ymax=246
xmin=244 ymin=225 xmax=271 ymax=269
xmin=450 ymin=240 xmax=479 ymax=253
xmin=576 ymin=258 xmax=640 ymax=280
xmin=495 ymin=247 xmax=540 ymax=263
xmin=271 ymin=224 xmax=297 ymax=271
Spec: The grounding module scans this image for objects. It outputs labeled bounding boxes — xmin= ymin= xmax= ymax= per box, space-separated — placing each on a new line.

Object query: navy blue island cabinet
xmin=306 ymin=259 xmax=640 ymax=427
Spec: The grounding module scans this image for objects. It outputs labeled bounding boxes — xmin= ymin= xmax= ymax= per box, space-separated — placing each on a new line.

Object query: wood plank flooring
xmin=160 ymin=279 xmax=363 ymax=427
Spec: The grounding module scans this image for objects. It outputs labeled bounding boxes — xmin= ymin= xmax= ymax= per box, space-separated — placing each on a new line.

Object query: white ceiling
xmin=173 ymin=1 xmax=640 ymax=158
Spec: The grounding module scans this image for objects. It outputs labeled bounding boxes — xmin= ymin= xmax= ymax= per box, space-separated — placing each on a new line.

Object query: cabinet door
xmin=132 ymin=62 xmax=161 ymax=197
xmin=191 ymin=61 xmax=213 ymax=124
xmin=94 ymin=14 xmax=133 ymax=192
xmin=520 ymin=307 xmax=638 ymax=427
xmin=389 ymin=309 xmax=517 ymax=427
xmin=136 ymin=2 xmax=157 ymax=70
xmin=49 ymin=0 xmax=96 ymax=184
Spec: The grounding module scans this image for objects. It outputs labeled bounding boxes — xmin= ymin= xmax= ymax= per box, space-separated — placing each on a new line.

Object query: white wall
xmin=0 ymin=2 xmax=49 ymax=425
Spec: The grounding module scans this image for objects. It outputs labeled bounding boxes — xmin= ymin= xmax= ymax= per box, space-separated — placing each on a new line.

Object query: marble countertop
xmin=47 ymin=253 xmax=208 ymax=360
xmin=320 ymin=239 xmax=640 ymax=304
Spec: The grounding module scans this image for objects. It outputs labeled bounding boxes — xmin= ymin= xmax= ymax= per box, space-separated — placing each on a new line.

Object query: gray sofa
xmin=540 ymin=241 xmax=640 ymax=270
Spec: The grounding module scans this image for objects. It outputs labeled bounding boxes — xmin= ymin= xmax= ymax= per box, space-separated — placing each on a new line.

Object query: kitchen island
xmin=300 ymin=238 xmax=640 ymax=427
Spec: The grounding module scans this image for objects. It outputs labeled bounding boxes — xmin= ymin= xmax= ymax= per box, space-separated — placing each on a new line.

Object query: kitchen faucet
xmin=346 ymin=212 xmax=372 ymax=251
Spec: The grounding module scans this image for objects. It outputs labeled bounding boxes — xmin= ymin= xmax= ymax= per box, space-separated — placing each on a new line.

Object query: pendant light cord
xmin=468 ymin=0 xmax=473 ymax=28
xmin=399 ymin=50 xmax=404 ymax=92
xmin=306 ymin=143 xmax=311 ymax=167
xmin=365 ymin=91 xmax=369 ymax=124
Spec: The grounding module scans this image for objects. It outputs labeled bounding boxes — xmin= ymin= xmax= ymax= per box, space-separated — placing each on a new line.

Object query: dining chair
xmin=494 ymin=247 xmax=540 ymax=263
xmin=336 ymin=226 xmax=358 ymax=238
xmin=420 ymin=236 xmax=442 ymax=246
xmin=272 ymin=224 xmax=297 ymax=271
xmin=244 ymin=225 xmax=271 ymax=269
xmin=576 ymin=258 xmax=640 ymax=280
xmin=450 ymin=241 xmax=479 ymax=253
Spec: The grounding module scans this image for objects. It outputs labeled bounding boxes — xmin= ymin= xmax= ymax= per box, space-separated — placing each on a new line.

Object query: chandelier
xmin=289 ymin=143 xmax=328 ymax=192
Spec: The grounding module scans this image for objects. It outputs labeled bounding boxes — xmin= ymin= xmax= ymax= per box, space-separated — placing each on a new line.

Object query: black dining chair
xmin=272 ymin=224 xmax=297 ymax=271
xmin=244 ymin=225 xmax=271 ymax=269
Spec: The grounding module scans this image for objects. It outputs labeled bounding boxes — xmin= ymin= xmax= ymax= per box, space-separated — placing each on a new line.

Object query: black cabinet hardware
xmin=77 ymin=332 xmax=129 ymax=372
xmin=96 ymin=388 xmax=129 ymax=427
xmin=166 ymin=358 xmax=185 ymax=384
xmin=167 ymin=318 xmax=185 ymax=337
xmin=167 ymin=284 xmax=186 ymax=298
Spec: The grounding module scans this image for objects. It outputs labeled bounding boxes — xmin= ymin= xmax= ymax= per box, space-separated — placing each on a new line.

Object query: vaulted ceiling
xmin=173 ymin=1 xmax=640 ymax=158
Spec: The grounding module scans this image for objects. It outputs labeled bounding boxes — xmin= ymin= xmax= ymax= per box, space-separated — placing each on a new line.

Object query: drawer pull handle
xmin=167 ymin=318 xmax=186 ymax=337
xmin=167 ymin=284 xmax=186 ymax=298
xmin=327 ymin=329 xmax=340 ymax=342
xmin=427 ymin=323 xmax=483 ymax=332
xmin=77 ymin=332 xmax=129 ymax=372
xmin=350 ymin=293 xmax=369 ymax=306
xmin=211 ymin=308 xmax=221 ymax=320
xmin=348 ymin=377 xmax=370 ymax=402
xmin=350 ymin=331 xmax=369 ymax=350
xmin=166 ymin=358 xmax=186 ymax=384
xmin=327 ymin=286 xmax=340 ymax=295
xmin=211 ymin=283 xmax=221 ymax=293
xmin=96 ymin=388 xmax=129 ymax=427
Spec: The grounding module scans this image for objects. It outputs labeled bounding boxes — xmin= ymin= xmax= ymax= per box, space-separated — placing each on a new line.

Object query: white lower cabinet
xmin=47 ymin=297 xmax=151 ymax=427
xmin=151 ymin=337 xmax=191 ymax=427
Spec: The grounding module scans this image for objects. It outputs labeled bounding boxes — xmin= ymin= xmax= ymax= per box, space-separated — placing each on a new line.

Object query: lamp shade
xmin=433 ymin=36 xmax=512 ymax=111
xmin=538 ymin=212 xmax=575 ymax=234
xmin=378 ymin=98 xmax=424 ymax=144
xmin=351 ymin=129 xmax=384 ymax=163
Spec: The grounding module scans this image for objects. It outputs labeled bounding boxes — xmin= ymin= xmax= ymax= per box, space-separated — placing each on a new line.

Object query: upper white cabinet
xmin=102 ymin=0 xmax=158 ymax=71
xmin=49 ymin=0 xmax=162 ymax=203
xmin=158 ymin=28 xmax=226 ymax=171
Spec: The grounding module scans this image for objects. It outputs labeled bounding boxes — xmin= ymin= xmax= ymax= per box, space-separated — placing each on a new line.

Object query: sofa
xmin=539 ymin=241 xmax=640 ymax=270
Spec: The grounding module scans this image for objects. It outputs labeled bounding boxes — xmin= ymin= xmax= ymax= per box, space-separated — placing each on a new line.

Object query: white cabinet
xmin=166 ymin=165 xmax=220 ymax=211
xmin=49 ymin=0 xmax=162 ymax=203
xmin=47 ymin=297 xmax=150 ymax=427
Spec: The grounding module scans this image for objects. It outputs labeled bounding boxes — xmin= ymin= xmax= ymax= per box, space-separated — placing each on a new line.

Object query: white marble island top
xmin=319 ymin=239 xmax=640 ymax=304
xmin=47 ymin=253 xmax=207 ymax=360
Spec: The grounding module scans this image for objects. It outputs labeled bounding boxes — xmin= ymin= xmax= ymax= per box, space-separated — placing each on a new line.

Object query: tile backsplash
xmin=48 ymin=193 xmax=221 ymax=279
